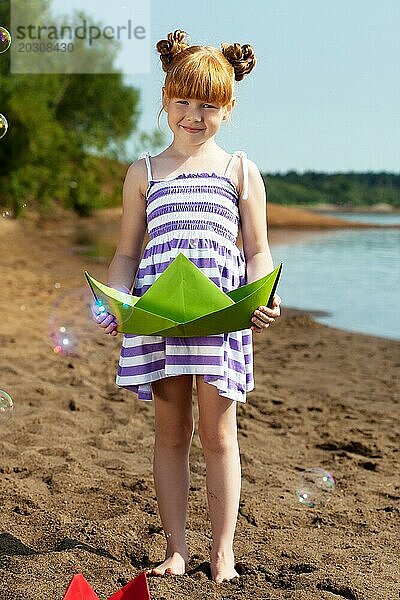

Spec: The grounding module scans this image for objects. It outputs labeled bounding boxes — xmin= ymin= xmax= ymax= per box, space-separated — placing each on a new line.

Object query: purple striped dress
xmin=116 ymin=150 xmax=254 ymax=403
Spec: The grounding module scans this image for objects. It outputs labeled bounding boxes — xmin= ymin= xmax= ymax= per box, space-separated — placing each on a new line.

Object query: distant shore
xmin=300 ymin=201 xmax=400 ymax=214
xmin=265 ymin=203 xmax=400 ymax=229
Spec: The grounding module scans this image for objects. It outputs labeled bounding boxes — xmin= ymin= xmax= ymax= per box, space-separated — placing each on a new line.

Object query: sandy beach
xmin=0 ymin=205 xmax=399 ymax=600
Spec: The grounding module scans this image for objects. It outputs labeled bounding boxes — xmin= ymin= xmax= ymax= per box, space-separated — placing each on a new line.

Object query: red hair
xmin=156 ymin=30 xmax=256 ymax=110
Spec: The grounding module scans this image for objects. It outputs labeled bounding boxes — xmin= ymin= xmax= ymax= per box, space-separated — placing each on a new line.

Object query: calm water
xmin=76 ymin=212 xmax=400 ymax=341
xmin=270 ymin=213 xmax=400 ymax=340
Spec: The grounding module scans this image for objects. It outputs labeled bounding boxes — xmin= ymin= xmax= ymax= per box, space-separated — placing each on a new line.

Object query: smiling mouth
xmin=181 ymin=126 xmax=205 ymax=132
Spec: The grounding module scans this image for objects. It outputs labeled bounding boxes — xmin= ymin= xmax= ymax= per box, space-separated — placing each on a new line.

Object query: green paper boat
xmin=85 ymin=253 xmax=282 ymax=337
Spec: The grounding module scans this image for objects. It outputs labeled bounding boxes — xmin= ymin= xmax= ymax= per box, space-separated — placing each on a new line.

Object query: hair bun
xmin=220 ymin=42 xmax=256 ymax=81
xmin=156 ymin=30 xmax=190 ymax=72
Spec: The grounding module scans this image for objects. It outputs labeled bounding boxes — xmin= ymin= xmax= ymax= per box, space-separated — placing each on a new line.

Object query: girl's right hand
xmin=92 ymin=285 xmax=131 ymax=336
xmin=91 ymin=285 xmax=131 ymax=336
xmin=91 ymin=301 xmax=118 ymax=336
xmin=93 ymin=305 xmax=119 ymax=336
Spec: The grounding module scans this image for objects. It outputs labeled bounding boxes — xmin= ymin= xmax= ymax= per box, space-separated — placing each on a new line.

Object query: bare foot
xmin=210 ymin=552 xmax=240 ymax=583
xmin=147 ymin=551 xmax=188 ymax=576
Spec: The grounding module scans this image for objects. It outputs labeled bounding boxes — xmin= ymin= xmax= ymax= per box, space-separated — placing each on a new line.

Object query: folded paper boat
xmin=107 ymin=572 xmax=150 ymax=600
xmin=85 ymin=252 xmax=282 ymax=337
xmin=62 ymin=574 xmax=100 ymax=600
xmin=61 ymin=572 xmax=150 ymax=600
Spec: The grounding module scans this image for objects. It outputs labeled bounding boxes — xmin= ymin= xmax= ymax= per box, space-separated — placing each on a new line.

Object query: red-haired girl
xmin=94 ymin=30 xmax=281 ymax=582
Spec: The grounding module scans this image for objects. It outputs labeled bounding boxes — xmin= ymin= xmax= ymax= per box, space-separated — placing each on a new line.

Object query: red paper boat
xmin=62 ymin=574 xmax=100 ymax=600
xmin=107 ymin=572 xmax=150 ymax=600
xmin=62 ymin=572 xmax=150 ymax=600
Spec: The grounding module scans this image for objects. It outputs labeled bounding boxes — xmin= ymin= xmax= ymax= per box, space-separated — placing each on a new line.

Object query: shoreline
xmin=265 ymin=203 xmax=400 ymax=229
xmin=306 ymin=202 xmax=400 ymax=214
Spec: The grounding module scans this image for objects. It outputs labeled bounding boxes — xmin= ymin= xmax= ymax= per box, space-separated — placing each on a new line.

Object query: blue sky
xmin=50 ymin=0 xmax=400 ymax=172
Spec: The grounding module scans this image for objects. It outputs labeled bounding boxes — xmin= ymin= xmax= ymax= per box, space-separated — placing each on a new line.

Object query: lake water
xmin=76 ymin=212 xmax=400 ymax=342
xmin=269 ymin=213 xmax=400 ymax=340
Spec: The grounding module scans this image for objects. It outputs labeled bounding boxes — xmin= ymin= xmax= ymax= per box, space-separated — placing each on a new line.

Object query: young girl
xmin=93 ymin=29 xmax=281 ymax=583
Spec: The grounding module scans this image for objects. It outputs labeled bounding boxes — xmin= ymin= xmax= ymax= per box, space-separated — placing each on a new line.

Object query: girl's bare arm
xmin=239 ymin=159 xmax=274 ymax=283
xmin=239 ymin=159 xmax=281 ymax=332
xmin=107 ymin=159 xmax=148 ymax=291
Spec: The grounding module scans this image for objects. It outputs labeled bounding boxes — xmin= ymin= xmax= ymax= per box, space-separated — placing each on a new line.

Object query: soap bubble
xmin=0 ymin=390 xmax=14 ymax=424
xmin=295 ymin=467 xmax=335 ymax=508
xmin=51 ymin=324 xmax=78 ymax=356
xmin=48 ymin=287 xmax=94 ymax=357
xmin=2 ymin=209 xmax=11 ymax=218
xmin=0 ymin=114 xmax=8 ymax=139
xmin=0 ymin=27 xmax=11 ymax=53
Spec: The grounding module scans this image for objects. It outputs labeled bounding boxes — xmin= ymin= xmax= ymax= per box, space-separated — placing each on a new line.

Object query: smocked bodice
xmin=138 ymin=151 xmax=249 ymax=247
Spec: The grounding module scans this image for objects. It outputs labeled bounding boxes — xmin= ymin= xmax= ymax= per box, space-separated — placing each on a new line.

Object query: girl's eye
xmin=177 ymin=100 xmax=217 ymax=108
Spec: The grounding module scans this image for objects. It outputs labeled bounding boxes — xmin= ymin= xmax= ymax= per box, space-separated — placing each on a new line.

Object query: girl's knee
xmin=155 ymin=420 xmax=194 ymax=448
xmin=153 ymin=375 xmax=194 ymax=447
xmin=198 ymin=427 xmax=238 ymax=454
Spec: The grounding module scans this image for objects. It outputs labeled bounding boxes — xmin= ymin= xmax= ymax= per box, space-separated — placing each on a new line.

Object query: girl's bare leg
xmin=147 ymin=374 xmax=194 ymax=576
xmin=196 ymin=375 xmax=241 ymax=583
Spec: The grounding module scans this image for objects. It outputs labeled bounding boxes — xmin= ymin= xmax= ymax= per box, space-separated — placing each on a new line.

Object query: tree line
xmin=263 ymin=171 xmax=400 ymax=208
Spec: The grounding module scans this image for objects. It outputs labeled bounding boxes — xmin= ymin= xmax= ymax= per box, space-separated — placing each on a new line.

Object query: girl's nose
xmin=186 ymin=108 xmax=202 ymax=120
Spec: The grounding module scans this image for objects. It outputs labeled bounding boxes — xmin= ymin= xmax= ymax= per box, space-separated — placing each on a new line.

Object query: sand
xmin=0 ymin=206 xmax=399 ymax=600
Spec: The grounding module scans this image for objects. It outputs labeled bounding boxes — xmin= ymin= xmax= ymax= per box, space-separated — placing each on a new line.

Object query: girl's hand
xmin=91 ymin=301 xmax=119 ymax=336
xmin=251 ymin=294 xmax=282 ymax=334
xmin=90 ymin=285 xmax=131 ymax=337
xmin=94 ymin=308 xmax=119 ymax=336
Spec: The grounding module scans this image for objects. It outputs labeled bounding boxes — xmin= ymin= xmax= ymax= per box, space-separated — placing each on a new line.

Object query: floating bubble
xmin=48 ymin=287 xmax=94 ymax=357
xmin=295 ymin=467 xmax=335 ymax=508
xmin=2 ymin=209 xmax=11 ymax=218
xmin=54 ymin=282 xmax=61 ymax=289
xmin=0 ymin=27 xmax=11 ymax=54
xmin=0 ymin=114 xmax=8 ymax=139
xmin=51 ymin=324 xmax=78 ymax=356
xmin=0 ymin=390 xmax=14 ymax=424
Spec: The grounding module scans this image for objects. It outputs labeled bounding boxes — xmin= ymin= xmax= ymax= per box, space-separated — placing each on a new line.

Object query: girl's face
xmin=162 ymin=89 xmax=234 ymax=143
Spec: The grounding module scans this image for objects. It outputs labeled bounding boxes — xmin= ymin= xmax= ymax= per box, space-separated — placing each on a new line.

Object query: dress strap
xmin=137 ymin=151 xmax=153 ymax=181
xmin=225 ymin=151 xmax=248 ymax=200
xmin=224 ymin=152 xmax=240 ymax=178
xmin=238 ymin=151 xmax=249 ymax=200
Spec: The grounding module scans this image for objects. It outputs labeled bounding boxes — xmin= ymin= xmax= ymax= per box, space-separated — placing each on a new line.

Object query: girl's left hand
xmin=251 ymin=294 xmax=282 ymax=334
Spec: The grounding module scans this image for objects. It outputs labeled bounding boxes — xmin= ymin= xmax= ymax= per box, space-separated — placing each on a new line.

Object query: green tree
xmin=0 ymin=0 xmax=164 ymax=217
